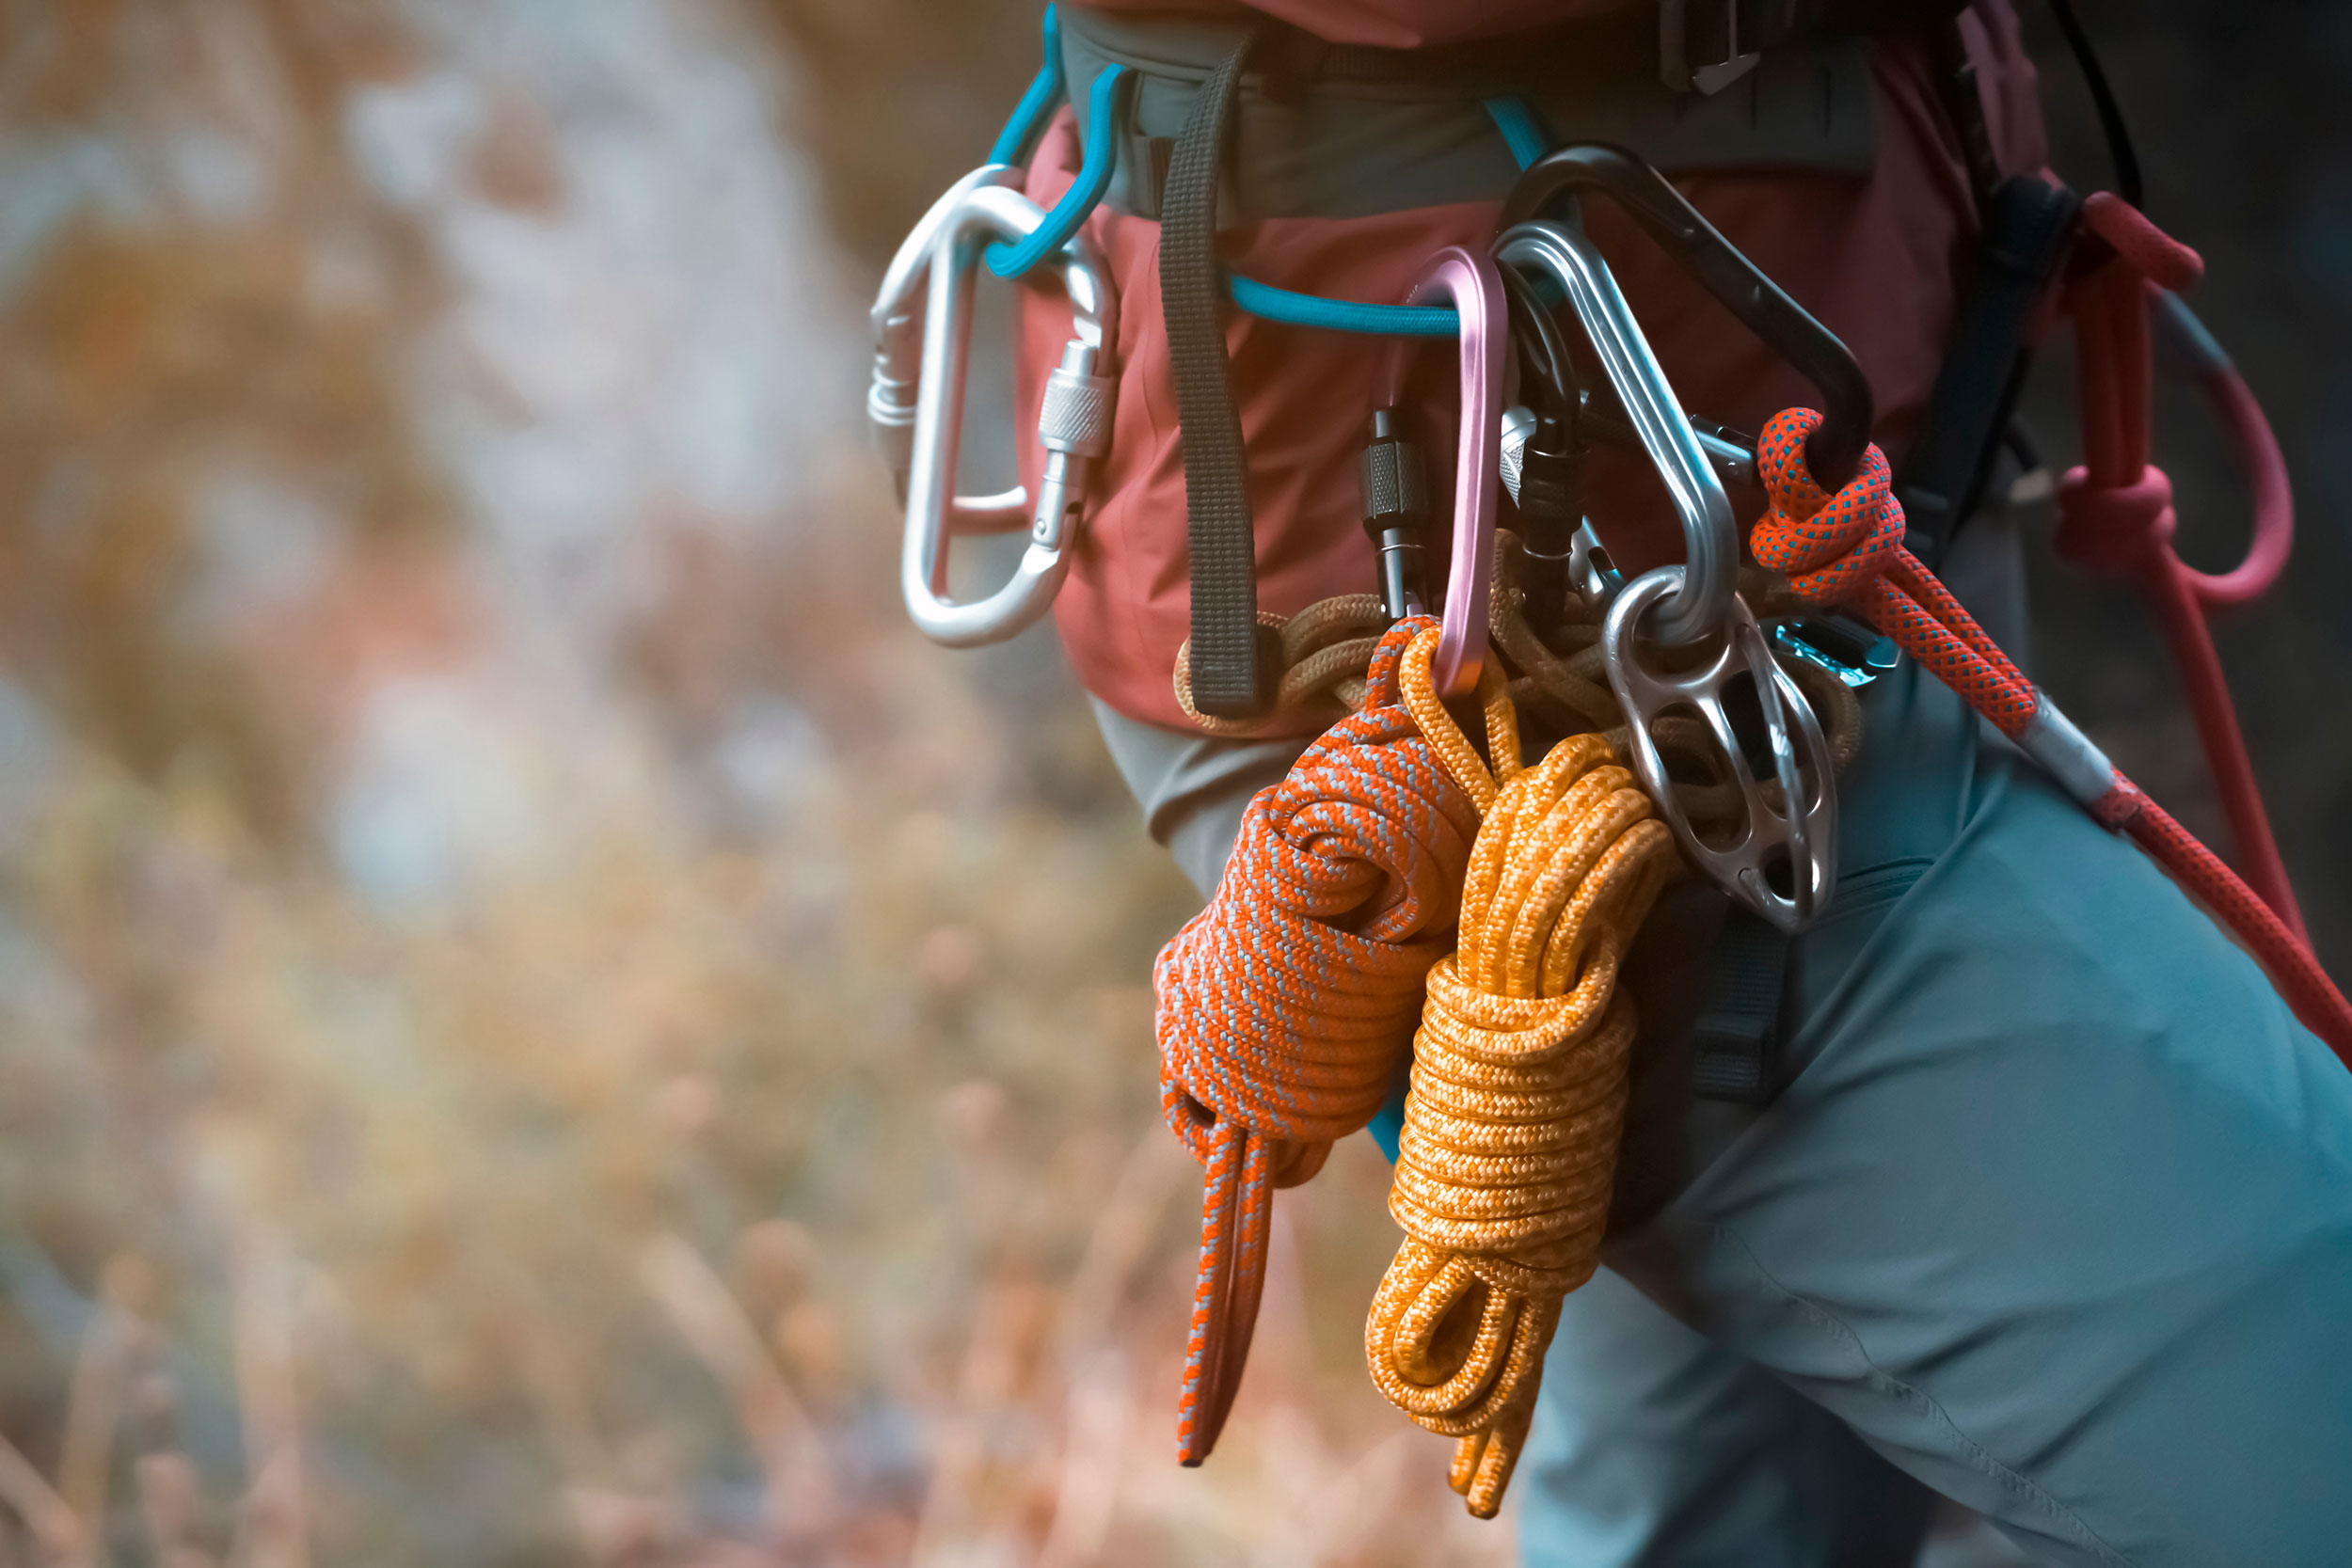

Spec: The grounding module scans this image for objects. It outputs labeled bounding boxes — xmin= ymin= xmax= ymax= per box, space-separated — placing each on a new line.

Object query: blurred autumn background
xmin=0 ymin=2 xmax=2341 ymax=1566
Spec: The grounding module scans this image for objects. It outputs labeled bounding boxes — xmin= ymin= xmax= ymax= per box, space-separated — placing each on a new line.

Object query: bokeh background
xmin=0 ymin=3 xmax=2339 ymax=1565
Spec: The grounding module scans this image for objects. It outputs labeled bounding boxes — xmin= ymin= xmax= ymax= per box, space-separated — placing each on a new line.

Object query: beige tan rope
xmin=1173 ymin=537 xmax=1865 ymax=829
xmin=1171 ymin=594 xmax=1389 ymax=735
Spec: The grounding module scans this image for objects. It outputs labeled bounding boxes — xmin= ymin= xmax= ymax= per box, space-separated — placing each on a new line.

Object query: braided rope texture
xmin=1362 ymin=721 xmax=1677 ymax=1518
xmin=1752 ymin=406 xmax=2352 ymax=1062
xmin=1154 ymin=618 xmax=1481 ymax=1465
xmin=1172 ymin=595 xmax=1388 ymax=735
xmin=1752 ymin=408 xmax=2037 ymax=736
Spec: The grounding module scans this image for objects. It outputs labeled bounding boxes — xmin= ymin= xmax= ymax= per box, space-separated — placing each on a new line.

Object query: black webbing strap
xmin=1691 ymin=906 xmax=1789 ymax=1103
xmin=1081 ymin=0 xmax=1964 ymax=97
xmin=1897 ymin=173 xmax=2082 ymax=568
xmin=1162 ymin=26 xmax=1270 ymax=718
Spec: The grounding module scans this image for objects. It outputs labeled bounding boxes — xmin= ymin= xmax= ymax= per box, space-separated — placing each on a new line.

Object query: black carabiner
xmin=1497 ymin=143 xmax=1873 ymax=492
xmin=1498 ymin=263 xmax=1586 ymax=629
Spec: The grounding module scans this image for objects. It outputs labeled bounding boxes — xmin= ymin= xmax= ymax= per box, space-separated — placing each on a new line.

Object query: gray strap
xmin=1692 ymin=906 xmax=1790 ymax=1103
xmin=1160 ymin=26 xmax=1270 ymax=718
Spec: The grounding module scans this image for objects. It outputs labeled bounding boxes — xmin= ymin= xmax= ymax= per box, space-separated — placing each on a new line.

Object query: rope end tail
xmin=1173 ymin=1126 xmax=1273 ymax=1465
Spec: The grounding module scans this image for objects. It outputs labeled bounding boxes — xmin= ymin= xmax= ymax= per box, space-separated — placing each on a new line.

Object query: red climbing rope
xmin=1153 ymin=616 xmax=1482 ymax=1464
xmin=1753 ymin=406 xmax=2352 ymax=1066
xmin=2052 ymin=192 xmax=2305 ymax=939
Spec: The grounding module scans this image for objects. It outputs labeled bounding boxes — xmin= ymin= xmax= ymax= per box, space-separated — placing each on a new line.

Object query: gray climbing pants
xmin=1091 ymin=518 xmax=2352 ymax=1566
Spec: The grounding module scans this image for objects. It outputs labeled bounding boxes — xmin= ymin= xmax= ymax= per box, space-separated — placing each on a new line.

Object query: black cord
xmin=2046 ymin=0 xmax=2144 ymax=210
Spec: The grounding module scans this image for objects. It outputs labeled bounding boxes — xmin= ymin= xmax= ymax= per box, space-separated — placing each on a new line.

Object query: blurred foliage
xmin=0 ymin=1 xmax=1509 ymax=1564
xmin=752 ymin=0 xmax=1037 ymax=264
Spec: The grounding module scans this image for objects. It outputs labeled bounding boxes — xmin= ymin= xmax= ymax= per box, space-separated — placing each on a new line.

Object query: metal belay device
xmin=866 ymin=167 xmax=1119 ymax=647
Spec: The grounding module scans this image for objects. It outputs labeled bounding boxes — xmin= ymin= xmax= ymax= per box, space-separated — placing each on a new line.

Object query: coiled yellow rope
xmin=1370 ymin=631 xmax=1679 ymax=1518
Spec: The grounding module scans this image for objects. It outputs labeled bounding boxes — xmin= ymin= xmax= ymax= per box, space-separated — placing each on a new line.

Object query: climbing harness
xmin=895 ymin=182 xmax=1117 ymax=647
xmin=865 ymin=0 xmax=2352 ymax=1523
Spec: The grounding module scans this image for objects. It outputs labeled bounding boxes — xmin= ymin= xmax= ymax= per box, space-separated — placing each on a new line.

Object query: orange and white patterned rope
xmin=1367 ymin=633 xmax=1679 ymax=1517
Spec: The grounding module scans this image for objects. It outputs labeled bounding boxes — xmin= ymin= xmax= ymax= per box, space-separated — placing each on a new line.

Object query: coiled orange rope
xmin=1154 ymin=617 xmax=1494 ymax=1463
xmin=1364 ymin=633 xmax=1678 ymax=1517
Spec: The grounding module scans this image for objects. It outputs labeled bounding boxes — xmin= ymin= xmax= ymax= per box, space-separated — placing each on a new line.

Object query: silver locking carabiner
xmin=1602 ymin=567 xmax=1837 ymax=930
xmin=901 ymin=183 xmax=1117 ymax=647
xmin=868 ymin=164 xmax=1030 ymax=532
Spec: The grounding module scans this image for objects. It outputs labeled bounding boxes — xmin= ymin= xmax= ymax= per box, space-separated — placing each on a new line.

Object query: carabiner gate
xmin=1390 ymin=246 xmax=1507 ymax=698
xmin=868 ymin=164 xmax=1030 ymax=532
xmin=1494 ymin=220 xmax=1739 ymax=651
xmin=901 ymin=183 xmax=1117 ymax=647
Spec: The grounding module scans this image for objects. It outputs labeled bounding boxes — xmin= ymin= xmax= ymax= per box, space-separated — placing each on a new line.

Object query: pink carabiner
xmin=1391 ymin=247 xmax=1507 ymax=698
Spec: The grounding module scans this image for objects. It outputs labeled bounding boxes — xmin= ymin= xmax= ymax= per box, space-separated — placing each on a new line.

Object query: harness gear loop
xmin=1754 ymin=406 xmax=2352 ymax=1064
xmin=1365 ymin=685 xmax=1678 ymax=1518
xmin=1154 ymin=617 xmax=1487 ymax=1464
xmin=1162 ymin=25 xmax=1272 ymax=717
xmin=2051 ymin=193 xmax=2305 ymax=939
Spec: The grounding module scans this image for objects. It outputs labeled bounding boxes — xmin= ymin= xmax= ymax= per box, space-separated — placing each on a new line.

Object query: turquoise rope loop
xmin=978 ymin=18 xmax=1560 ymax=331
xmin=987 ymin=4 xmax=1066 ymax=168
xmin=987 ymin=63 xmax=1133 ymax=279
xmin=1226 ymin=274 xmax=1459 ymax=336
xmin=1483 ymin=97 xmax=1551 ymax=171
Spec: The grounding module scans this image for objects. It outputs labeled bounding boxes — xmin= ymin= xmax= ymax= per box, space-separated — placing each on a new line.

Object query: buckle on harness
xmin=1660 ymin=0 xmax=1761 ymax=96
xmin=1772 ymin=616 xmax=1899 ymax=688
xmin=898 ymin=183 xmax=1119 ymax=647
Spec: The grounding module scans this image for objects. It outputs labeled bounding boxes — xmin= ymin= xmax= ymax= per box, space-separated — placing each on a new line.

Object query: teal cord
xmin=974 ymin=21 xmax=1559 ymax=332
xmin=987 ymin=65 xmax=1133 ymax=278
xmin=1225 ymin=274 xmax=1458 ymax=336
xmin=986 ymin=5 xmax=1066 ymax=168
xmin=1483 ymin=97 xmax=1551 ymax=171
xmin=1219 ymin=97 xmax=1552 ymax=332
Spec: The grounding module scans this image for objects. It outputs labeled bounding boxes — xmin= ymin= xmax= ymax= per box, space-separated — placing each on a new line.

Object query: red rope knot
xmin=1750 ymin=407 xmax=1905 ymax=604
xmin=1749 ymin=406 xmax=2040 ymax=736
xmin=1747 ymin=410 xmax=2352 ymax=1064
xmin=1154 ymin=615 xmax=1480 ymax=1465
xmin=2055 ymin=464 xmax=2177 ymax=577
